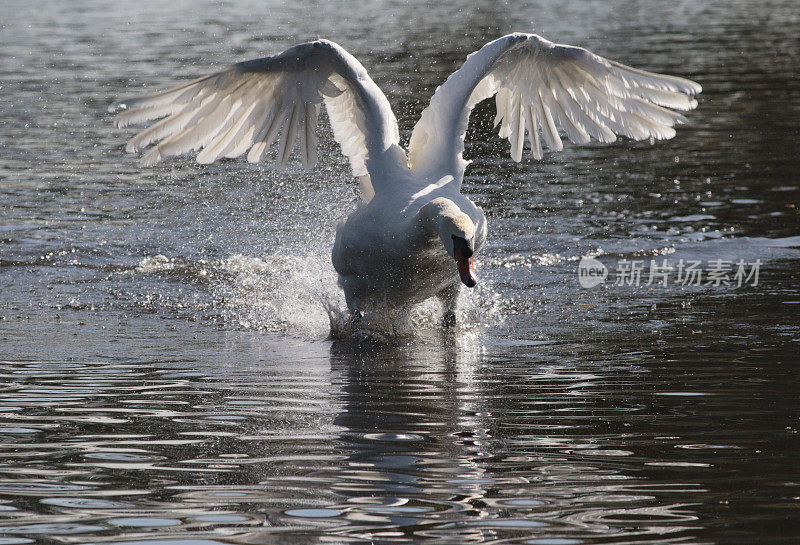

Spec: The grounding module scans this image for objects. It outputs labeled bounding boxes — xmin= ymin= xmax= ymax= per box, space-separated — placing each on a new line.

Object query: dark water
xmin=2 ymin=1 xmax=799 ymax=543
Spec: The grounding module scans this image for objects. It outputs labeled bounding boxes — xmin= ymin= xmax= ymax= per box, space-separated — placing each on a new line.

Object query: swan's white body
xmin=332 ymin=171 xmax=488 ymax=313
xmin=110 ymin=34 xmax=700 ymax=320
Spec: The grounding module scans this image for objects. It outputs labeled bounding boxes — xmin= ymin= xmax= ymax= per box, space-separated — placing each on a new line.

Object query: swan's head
xmin=438 ymin=209 xmax=478 ymax=288
xmin=419 ymin=197 xmax=479 ymax=287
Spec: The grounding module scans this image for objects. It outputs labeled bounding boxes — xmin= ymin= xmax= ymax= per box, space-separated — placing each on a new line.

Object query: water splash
xmin=129 ymin=252 xmax=505 ymax=341
xmin=214 ymin=252 xmax=337 ymax=337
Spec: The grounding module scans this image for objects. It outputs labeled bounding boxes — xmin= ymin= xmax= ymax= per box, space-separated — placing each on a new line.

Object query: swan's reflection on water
xmin=258 ymin=335 xmax=701 ymax=543
xmin=324 ymin=337 xmax=497 ymax=542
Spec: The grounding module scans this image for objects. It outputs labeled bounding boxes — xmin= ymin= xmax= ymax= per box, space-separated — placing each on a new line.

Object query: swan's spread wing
xmin=408 ymin=33 xmax=701 ymax=179
xmin=110 ymin=40 xmax=402 ymax=187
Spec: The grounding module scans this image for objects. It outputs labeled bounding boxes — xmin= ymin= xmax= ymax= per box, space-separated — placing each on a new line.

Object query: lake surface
xmin=1 ymin=0 xmax=799 ymax=543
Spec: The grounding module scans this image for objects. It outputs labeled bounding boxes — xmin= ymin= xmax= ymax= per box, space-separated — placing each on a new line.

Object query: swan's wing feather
xmin=407 ymin=33 xmax=701 ymax=179
xmin=110 ymin=40 xmax=403 ymax=195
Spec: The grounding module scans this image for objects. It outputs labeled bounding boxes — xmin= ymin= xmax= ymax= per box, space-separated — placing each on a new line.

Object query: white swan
xmin=110 ymin=33 xmax=700 ymax=324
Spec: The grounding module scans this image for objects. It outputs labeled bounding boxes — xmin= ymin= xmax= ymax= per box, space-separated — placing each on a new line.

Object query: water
xmin=1 ymin=0 xmax=799 ymax=543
